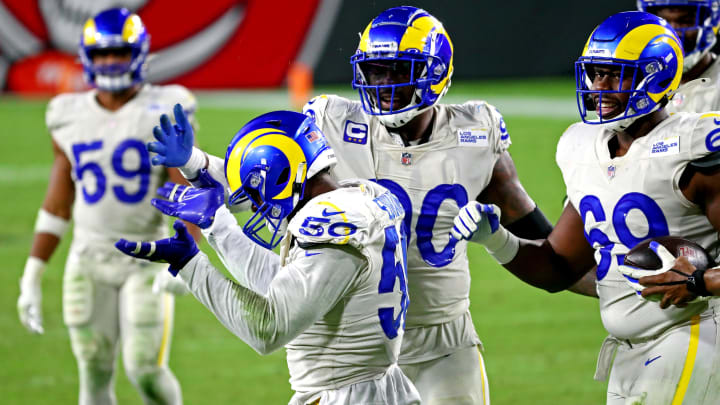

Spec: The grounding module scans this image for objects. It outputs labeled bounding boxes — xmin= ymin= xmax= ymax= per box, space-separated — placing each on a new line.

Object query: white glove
xmin=152 ymin=269 xmax=190 ymax=296
xmin=451 ymin=202 xmax=501 ymax=243
xmin=18 ymin=257 xmax=45 ymax=334
xmin=617 ymin=241 xmax=675 ymax=301
xmin=451 ymin=202 xmax=519 ymax=264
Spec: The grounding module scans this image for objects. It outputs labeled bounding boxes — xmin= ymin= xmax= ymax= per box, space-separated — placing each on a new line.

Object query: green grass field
xmin=0 ymin=78 xmax=608 ymax=404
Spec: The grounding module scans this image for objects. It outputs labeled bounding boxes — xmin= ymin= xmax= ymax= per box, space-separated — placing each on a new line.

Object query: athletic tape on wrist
xmin=180 ymin=147 xmax=208 ymax=180
xmin=34 ymin=209 xmax=69 ymax=237
xmin=483 ymin=226 xmax=520 ymax=264
xmin=22 ymin=256 xmax=46 ymax=283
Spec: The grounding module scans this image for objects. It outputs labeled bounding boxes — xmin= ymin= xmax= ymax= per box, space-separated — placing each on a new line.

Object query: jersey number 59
xmin=72 ymin=140 xmax=151 ymax=204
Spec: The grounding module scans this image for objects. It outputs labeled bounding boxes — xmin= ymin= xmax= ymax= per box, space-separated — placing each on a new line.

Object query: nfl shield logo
xmin=401 ymin=152 xmax=412 ymax=165
xmin=607 ymin=165 xmax=616 ymax=178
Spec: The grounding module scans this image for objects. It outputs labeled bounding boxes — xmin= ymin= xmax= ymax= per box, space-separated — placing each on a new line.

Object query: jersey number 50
xmin=72 ymin=140 xmax=151 ymax=204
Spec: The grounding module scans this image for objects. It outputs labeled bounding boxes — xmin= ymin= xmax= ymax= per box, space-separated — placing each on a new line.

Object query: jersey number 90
xmin=374 ymin=179 xmax=468 ymax=267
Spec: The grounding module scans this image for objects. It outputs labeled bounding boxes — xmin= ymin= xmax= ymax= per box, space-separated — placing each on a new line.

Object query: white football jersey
xmin=303 ymin=95 xmax=511 ymax=331
xmin=47 ymin=84 xmax=197 ymax=258
xmin=557 ymin=113 xmax=720 ymax=340
xmin=668 ymin=56 xmax=720 ymax=114
xmin=284 ymin=179 xmax=409 ymax=392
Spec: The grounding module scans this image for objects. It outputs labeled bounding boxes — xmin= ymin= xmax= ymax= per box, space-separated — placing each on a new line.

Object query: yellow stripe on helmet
xmin=614 ymin=24 xmax=679 ymax=60
xmin=226 ymin=129 xmax=307 ymax=200
xmin=430 ymin=27 xmax=453 ymax=94
xmin=249 ymin=134 xmax=307 ymax=200
xmin=357 ymin=22 xmax=373 ymax=52
xmin=613 ymin=25 xmax=683 ymax=102
xmin=122 ymin=14 xmax=144 ymax=43
xmin=592 ymin=24 xmax=683 ymax=103
xmin=83 ymin=19 xmax=98 ymax=46
xmin=397 ymin=16 xmax=453 ymax=95
xmin=398 ymin=15 xmax=435 ymax=52
xmin=226 ymin=128 xmax=285 ymax=194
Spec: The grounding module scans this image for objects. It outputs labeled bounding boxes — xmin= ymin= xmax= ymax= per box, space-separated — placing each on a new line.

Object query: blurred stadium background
xmin=1 ymin=0 xmax=637 ymax=403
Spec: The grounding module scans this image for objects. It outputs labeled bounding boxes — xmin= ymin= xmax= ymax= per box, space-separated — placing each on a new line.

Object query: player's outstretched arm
xmin=453 ymin=202 xmax=596 ymax=292
xmin=476 ymin=152 xmax=599 ymax=297
xmin=158 ymin=244 xmax=363 ymax=355
xmin=115 ymin=220 xmax=200 ymax=276
xmin=151 ymin=170 xmax=279 ymax=290
xmin=19 ymin=140 xmax=74 ymax=334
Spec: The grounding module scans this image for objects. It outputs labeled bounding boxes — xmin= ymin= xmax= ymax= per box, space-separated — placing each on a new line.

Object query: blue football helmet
xmin=575 ymin=11 xmax=684 ymax=130
xmin=224 ymin=111 xmax=336 ymax=249
xmin=79 ymin=8 xmax=150 ymax=92
xmin=638 ymin=0 xmax=720 ymax=71
xmin=351 ymin=6 xmax=454 ymax=128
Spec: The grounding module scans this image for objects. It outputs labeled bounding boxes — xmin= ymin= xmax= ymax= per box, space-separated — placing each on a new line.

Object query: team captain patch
xmin=457 ymin=128 xmax=489 ymax=147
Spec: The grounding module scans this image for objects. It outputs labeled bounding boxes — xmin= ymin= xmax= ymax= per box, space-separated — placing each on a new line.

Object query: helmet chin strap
xmin=292 ymin=161 xmax=307 ymax=208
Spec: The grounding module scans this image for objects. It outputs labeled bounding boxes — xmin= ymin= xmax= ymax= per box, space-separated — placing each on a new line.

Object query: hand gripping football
xmin=624 ymin=236 xmax=714 ymax=272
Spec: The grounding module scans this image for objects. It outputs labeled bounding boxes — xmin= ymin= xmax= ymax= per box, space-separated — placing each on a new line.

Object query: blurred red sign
xmin=1 ymin=0 xmax=329 ymax=94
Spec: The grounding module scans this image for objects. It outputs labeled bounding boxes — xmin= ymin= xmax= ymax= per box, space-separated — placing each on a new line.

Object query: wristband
xmin=483 ymin=226 xmax=520 ymax=264
xmin=34 ymin=209 xmax=69 ymax=237
xmin=687 ymin=269 xmax=711 ymax=297
xmin=180 ymin=147 xmax=209 ymax=180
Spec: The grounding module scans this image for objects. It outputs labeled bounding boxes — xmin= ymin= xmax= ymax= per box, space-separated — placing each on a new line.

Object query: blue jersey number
xmin=72 ymin=140 xmax=151 ymax=205
xmin=378 ymin=225 xmax=409 ymax=339
xmin=578 ymin=192 xmax=669 ymax=280
xmin=374 ymin=179 xmax=468 ymax=267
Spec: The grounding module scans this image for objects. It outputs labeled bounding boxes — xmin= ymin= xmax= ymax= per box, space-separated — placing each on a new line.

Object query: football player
xmin=638 ymin=0 xmax=720 ymax=112
xmin=144 ymin=6 xmax=589 ymax=403
xmin=116 ymin=111 xmax=421 ymax=405
xmin=16 ymin=8 xmax=199 ymax=405
xmin=452 ymin=11 xmax=720 ymax=403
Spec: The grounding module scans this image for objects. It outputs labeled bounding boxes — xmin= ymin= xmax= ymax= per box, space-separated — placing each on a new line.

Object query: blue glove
xmin=115 ymin=220 xmax=199 ymax=276
xmin=148 ymin=103 xmax=194 ymax=167
xmin=152 ymin=170 xmax=225 ymax=229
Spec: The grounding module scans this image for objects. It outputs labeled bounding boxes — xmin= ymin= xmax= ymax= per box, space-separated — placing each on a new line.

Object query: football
xmin=624 ymin=236 xmax=715 ymax=271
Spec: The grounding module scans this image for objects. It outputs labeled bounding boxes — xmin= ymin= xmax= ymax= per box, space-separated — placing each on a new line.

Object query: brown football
xmin=624 ymin=236 xmax=715 ymax=271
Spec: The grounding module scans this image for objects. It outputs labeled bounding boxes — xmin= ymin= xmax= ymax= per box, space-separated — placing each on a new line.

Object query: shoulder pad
xmin=302 ymin=94 xmax=331 ymax=123
xmin=456 ymin=101 xmax=511 ymax=153
xmin=46 ymin=93 xmax=82 ymax=133
xmin=288 ymin=188 xmax=370 ymax=248
xmin=165 ymin=84 xmax=197 ymax=109
xmin=303 ymin=94 xmax=361 ymax=124
xmin=689 ymin=112 xmax=720 ymax=160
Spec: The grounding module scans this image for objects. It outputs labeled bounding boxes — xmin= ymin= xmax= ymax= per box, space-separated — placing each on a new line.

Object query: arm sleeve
xmin=179 ymin=244 xmax=365 ymax=354
xmin=201 ymin=204 xmax=280 ymax=293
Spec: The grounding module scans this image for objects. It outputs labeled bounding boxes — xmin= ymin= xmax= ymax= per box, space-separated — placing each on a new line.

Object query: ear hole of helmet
xmin=276 ymin=167 xmax=290 ymax=186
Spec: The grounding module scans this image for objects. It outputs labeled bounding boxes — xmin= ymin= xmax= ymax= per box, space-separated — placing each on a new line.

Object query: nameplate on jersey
xmin=457 ymin=128 xmax=489 ymax=147
xmin=649 ymin=136 xmax=679 ymax=156
xmin=344 ymin=120 xmax=368 ymax=145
